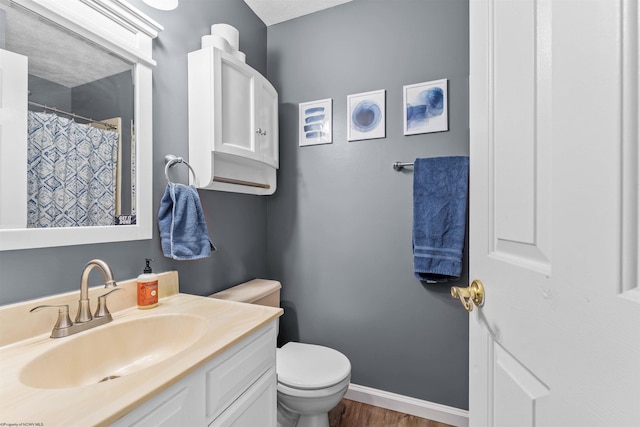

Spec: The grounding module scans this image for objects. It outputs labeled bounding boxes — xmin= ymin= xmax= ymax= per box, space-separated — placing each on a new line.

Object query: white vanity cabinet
xmin=188 ymin=47 xmax=278 ymax=195
xmin=111 ymin=321 xmax=277 ymax=427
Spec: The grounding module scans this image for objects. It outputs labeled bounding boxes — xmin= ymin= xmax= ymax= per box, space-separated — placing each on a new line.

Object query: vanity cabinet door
xmin=209 ymin=368 xmax=277 ymax=427
xmin=205 ymin=323 xmax=276 ymax=422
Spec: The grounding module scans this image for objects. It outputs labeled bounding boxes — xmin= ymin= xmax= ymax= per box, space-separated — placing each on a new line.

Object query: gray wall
xmin=0 ymin=0 xmax=269 ymax=303
xmin=28 ymin=75 xmax=72 ymax=112
xmin=266 ymin=0 xmax=470 ymax=409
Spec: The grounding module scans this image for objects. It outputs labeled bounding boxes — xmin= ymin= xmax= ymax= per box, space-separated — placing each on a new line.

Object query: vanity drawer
xmin=205 ymin=323 xmax=276 ymax=422
xmin=111 ymin=379 xmax=200 ymax=426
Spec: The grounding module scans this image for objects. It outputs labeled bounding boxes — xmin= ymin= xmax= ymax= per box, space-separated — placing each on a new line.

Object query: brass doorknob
xmin=451 ymin=280 xmax=485 ymax=312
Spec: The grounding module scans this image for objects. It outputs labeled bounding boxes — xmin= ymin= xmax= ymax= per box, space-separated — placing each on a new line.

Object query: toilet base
xmin=276 ymin=381 xmax=348 ymax=427
xmin=277 ymin=400 xmax=329 ymax=427
xmin=294 ymin=414 xmax=329 ymax=427
xmin=277 ymin=400 xmax=299 ymax=427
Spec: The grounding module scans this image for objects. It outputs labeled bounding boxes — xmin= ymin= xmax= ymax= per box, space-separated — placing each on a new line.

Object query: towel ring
xmin=164 ymin=155 xmax=197 ymax=185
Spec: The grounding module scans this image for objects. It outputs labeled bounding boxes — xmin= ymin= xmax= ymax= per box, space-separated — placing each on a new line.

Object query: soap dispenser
xmin=137 ymin=258 xmax=158 ymax=309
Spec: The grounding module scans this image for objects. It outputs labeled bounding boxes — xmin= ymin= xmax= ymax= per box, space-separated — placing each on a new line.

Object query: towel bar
xmin=393 ymin=161 xmax=414 ymax=171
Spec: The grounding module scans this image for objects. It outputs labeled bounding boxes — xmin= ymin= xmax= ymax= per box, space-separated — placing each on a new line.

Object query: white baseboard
xmin=345 ymin=383 xmax=469 ymax=427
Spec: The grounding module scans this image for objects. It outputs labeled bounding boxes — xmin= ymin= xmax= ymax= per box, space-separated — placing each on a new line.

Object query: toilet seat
xmin=277 ymin=342 xmax=351 ymax=390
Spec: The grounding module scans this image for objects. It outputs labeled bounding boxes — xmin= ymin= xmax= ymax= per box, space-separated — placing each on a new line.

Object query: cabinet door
xmin=205 ymin=323 xmax=276 ymax=422
xmin=257 ymin=76 xmax=279 ymax=169
xmin=217 ymin=53 xmax=260 ymax=162
xmin=209 ymin=368 xmax=277 ymax=427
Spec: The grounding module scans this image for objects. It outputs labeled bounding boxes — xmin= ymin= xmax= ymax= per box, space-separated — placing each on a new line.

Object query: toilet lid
xmin=277 ymin=342 xmax=351 ymax=390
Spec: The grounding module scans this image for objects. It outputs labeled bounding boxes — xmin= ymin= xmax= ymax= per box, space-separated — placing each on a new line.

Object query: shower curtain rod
xmin=28 ymin=101 xmax=118 ymax=130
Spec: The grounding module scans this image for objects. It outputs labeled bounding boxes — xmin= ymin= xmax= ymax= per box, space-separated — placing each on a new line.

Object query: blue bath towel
xmin=412 ymin=156 xmax=469 ymax=282
xmin=158 ymin=183 xmax=215 ymax=260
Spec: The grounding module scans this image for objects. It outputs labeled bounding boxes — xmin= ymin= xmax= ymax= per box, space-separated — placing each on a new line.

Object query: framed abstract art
xmin=347 ymin=89 xmax=386 ymax=141
xmin=299 ymin=98 xmax=333 ymax=147
xmin=403 ymin=79 xmax=448 ymax=135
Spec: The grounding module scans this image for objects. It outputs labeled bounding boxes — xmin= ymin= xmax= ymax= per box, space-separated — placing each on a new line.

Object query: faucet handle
xmin=30 ymin=304 xmax=74 ymax=331
xmin=94 ymin=288 xmax=123 ymax=318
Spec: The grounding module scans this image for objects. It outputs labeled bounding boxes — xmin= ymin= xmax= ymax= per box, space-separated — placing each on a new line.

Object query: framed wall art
xmin=347 ymin=89 xmax=386 ymax=141
xmin=299 ymin=98 xmax=333 ymax=146
xmin=403 ymin=79 xmax=448 ymax=135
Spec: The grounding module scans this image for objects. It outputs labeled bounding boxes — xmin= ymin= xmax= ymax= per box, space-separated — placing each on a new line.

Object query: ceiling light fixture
xmin=142 ymin=0 xmax=178 ymax=10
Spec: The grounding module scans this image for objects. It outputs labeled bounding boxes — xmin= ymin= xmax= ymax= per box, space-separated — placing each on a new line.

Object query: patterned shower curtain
xmin=27 ymin=111 xmax=119 ymax=228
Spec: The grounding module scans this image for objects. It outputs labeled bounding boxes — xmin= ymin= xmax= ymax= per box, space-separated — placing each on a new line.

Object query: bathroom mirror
xmin=0 ymin=0 xmax=162 ymax=250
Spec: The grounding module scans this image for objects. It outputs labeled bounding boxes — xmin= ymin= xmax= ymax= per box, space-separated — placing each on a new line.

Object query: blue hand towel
xmin=413 ymin=156 xmax=469 ymax=282
xmin=158 ymin=183 xmax=215 ymax=260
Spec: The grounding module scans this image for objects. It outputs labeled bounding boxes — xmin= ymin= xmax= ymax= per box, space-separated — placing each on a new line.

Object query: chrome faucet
xmin=30 ymin=259 xmax=122 ymax=338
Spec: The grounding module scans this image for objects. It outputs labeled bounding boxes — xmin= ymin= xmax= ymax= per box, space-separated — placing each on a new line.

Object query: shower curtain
xmin=27 ymin=111 xmax=119 ymax=228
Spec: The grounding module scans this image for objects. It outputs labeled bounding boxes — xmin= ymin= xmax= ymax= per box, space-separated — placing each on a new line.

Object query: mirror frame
xmin=0 ymin=0 xmax=162 ymax=251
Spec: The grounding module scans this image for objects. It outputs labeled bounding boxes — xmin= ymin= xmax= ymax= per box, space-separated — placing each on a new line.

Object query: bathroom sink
xmin=20 ymin=314 xmax=206 ymax=389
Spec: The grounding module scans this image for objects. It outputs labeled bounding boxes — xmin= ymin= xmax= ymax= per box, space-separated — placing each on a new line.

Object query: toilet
xmin=210 ymin=279 xmax=351 ymax=427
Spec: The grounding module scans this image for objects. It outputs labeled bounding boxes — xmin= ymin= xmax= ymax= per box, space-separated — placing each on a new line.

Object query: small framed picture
xmin=347 ymin=89 xmax=386 ymax=141
xmin=403 ymin=79 xmax=448 ymax=135
xmin=299 ymin=98 xmax=332 ymax=146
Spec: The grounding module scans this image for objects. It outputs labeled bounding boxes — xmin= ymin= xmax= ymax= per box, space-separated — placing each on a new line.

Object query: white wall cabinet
xmin=188 ymin=47 xmax=278 ymax=195
xmin=111 ymin=321 xmax=277 ymax=427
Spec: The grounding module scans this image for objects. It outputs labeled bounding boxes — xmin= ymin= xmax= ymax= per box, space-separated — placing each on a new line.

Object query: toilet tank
xmin=209 ymin=279 xmax=281 ymax=308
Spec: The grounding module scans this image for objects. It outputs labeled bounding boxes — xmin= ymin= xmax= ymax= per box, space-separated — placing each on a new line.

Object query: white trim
xmin=345 ymin=383 xmax=469 ymax=427
xmin=620 ymin=0 xmax=639 ymax=295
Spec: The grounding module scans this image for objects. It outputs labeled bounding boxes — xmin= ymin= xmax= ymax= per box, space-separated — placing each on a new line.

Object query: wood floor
xmin=328 ymin=399 xmax=454 ymax=427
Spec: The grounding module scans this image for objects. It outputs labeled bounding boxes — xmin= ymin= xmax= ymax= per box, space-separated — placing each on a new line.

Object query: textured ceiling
xmin=3 ymin=0 xmax=353 ymax=89
xmin=1 ymin=3 xmax=132 ymax=88
xmin=243 ymin=0 xmax=353 ymax=26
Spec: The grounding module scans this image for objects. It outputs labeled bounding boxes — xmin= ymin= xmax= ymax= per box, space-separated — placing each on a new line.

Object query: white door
xmin=467 ymin=0 xmax=640 ymax=426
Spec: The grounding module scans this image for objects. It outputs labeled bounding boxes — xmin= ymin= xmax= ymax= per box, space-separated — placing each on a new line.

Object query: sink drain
xmin=99 ymin=375 xmax=120 ymax=383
